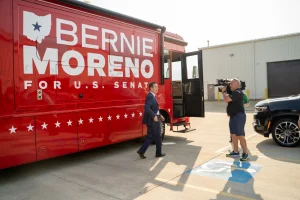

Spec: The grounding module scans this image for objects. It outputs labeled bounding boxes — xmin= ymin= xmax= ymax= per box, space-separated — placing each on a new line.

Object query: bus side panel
xmin=36 ymin=113 xmax=78 ymax=161
xmin=0 ymin=0 xmax=14 ymax=116
xmin=0 ymin=0 xmax=36 ymax=170
xmin=13 ymin=0 xmax=160 ymax=113
xmin=108 ymin=106 xmax=143 ymax=143
xmin=77 ymin=109 xmax=109 ymax=151
xmin=0 ymin=117 xmax=36 ymax=169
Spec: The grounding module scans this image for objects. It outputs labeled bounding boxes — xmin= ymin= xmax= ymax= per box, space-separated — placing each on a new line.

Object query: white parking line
xmin=162 ymin=142 xmax=176 ymax=145
xmin=215 ymin=133 xmax=258 ymax=153
xmin=215 ymin=144 xmax=232 ymax=153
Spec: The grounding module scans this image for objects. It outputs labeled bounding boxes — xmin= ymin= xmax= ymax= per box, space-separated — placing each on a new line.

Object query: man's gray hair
xmin=231 ymin=78 xmax=241 ymax=88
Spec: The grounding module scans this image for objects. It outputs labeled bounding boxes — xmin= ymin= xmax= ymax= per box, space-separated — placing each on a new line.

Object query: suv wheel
xmin=271 ymin=118 xmax=300 ymax=147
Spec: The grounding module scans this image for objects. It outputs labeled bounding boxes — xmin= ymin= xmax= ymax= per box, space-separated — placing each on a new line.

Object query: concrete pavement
xmin=0 ymin=101 xmax=300 ymax=200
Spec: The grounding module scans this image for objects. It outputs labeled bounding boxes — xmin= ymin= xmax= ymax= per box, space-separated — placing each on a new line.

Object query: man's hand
xmin=154 ymin=116 xmax=158 ymax=122
xmin=221 ymin=86 xmax=227 ymax=93
xmin=160 ymin=115 xmax=165 ymax=122
xmin=298 ymin=120 xmax=300 ymax=128
xmin=221 ymin=86 xmax=232 ymax=103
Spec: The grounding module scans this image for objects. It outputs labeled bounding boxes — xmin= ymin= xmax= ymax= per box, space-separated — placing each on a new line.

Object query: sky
xmin=82 ymin=0 xmax=300 ymax=51
xmin=80 ymin=0 xmax=300 ymax=79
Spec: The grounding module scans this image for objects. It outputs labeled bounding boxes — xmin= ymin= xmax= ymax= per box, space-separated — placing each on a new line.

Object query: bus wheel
xmin=152 ymin=121 xmax=165 ymax=144
xmin=160 ymin=121 xmax=165 ymax=141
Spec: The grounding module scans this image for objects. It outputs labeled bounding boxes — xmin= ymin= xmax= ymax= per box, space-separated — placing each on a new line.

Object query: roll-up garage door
xmin=267 ymin=59 xmax=300 ymax=98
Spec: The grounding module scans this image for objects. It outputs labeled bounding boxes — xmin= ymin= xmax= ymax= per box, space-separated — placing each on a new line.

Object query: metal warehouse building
xmin=199 ymin=32 xmax=300 ymax=100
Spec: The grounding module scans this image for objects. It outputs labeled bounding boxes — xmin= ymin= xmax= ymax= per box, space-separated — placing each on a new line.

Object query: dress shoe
xmin=155 ymin=153 xmax=166 ymax=157
xmin=137 ymin=151 xmax=146 ymax=159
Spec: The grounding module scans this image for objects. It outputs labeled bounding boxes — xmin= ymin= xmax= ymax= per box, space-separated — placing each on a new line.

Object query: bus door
xmin=181 ymin=50 xmax=205 ymax=117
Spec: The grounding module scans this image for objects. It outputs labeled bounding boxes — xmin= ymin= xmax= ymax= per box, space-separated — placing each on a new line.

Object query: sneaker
xmin=240 ymin=153 xmax=249 ymax=161
xmin=226 ymin=151 xmax=240 ymax=157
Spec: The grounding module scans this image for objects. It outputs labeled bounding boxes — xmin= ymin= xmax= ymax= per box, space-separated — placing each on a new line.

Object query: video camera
xmin=214 ymin=79 xmax=246 ymax=95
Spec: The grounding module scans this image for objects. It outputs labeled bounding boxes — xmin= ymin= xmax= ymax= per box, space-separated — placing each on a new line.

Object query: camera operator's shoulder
xmin=237 ymin=89 xmax=243 ymax=93
xmin=233 ymin=89 xmax=244 ymax=99
xmin=233 ymin=89 xmax=242 ymax=95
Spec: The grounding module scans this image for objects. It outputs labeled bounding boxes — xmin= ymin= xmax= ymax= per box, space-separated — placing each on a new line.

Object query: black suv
xmin=253 ymin=95 xmax=300 ymax=147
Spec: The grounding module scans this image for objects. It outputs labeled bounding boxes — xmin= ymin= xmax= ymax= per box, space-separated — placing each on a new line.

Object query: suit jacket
xmin=142 ymin=93 xmax=159 ymax=125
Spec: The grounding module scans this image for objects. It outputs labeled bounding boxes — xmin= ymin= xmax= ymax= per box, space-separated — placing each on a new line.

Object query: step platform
xmin=172 ymin=121 xmax=196 ymax=133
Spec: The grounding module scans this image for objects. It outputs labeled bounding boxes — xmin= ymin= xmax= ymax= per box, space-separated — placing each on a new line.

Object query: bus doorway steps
xmin=172 ymin=122 xmax=196 ymax=133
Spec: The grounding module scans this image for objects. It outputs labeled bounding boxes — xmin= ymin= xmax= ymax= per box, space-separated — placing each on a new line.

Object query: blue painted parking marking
xmin=188 ymin=159 xmax=263 ymax=183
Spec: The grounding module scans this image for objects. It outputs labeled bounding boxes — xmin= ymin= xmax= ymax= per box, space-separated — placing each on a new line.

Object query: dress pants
xmin=138 ymin=119 xmax=162 ymax=155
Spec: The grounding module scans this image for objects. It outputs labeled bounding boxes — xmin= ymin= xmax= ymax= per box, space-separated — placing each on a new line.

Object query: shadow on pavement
xmin=211 ymin=157 xmax=263 ymax=200
xmin=0 ymin=135 xmax=201 ymax=200
xmin=256 ymin=138 xmax=300 ymax=164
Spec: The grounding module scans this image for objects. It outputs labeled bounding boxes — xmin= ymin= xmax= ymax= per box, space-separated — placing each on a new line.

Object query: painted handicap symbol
xmin=189 ymin=159 xmax=263 ymax=183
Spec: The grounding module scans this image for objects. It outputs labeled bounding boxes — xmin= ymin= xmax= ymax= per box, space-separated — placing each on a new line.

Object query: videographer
xmin=221 ymin=78 xmax=249 ymax=161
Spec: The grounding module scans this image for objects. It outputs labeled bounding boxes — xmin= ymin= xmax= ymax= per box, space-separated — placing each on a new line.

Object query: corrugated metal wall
xmin=203 ymin=43 xmax=254 ymax=100
xmin=254 ymin=35 xmax=300 ymax=99
xmin=202 ymin=34 xmax=300 ymax=100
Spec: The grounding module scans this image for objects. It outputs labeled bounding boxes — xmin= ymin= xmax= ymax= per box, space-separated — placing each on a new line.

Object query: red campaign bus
xmin=0 ymin=0 xmax=205 ymax=170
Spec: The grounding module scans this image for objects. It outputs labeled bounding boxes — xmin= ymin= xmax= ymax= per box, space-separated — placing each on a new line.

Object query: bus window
xmin=172 ymin=61 xmax=182 ymax=81
xmin=164 ymin=50 xmax=170 ymax=79
xmin=171 ymin=51 xmax=183 ymax=81
xmin=186 ymin=55 xmax=199 ymax=79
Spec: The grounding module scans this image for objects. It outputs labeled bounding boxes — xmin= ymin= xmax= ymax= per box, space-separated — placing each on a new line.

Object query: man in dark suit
xmin=137 ymin=82 xmax=166 ymax=159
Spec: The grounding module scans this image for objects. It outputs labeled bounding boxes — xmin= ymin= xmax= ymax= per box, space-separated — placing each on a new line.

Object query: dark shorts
xmin=229 ymin=112 xmax=246 ymax=136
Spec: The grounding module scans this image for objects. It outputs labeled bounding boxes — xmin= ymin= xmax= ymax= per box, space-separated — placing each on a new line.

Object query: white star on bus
xmin=139 ymin=112 xmax=142 ymax=116
xmin=9 ymin=126 xmax=17 ymax=134
xmin=131 ymin=113 xmax=135 ymax=117
xmin=67 ymin=120 xmax=72 ymax=126
xmin=107 ymin=115 xmax=112 ymax=120
xmin=124 ymin=113 xmax=128 ymax=118
xmin=116 ymin=114 xmax=120 ymax=119
xmin=78 ymin=119 xmax=83 ymax=125
xmin=41 ymin=122 xmax=48 ymax=130
xmin=27 ymin=124 xmax=34 ymax=131
xmin=55 ymin=121 xmax=61 ymax=128
xmin=89 ymin=117 xmax=94 ymax=123
xmin=98 ymin=116 xmax=103 ymax=122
